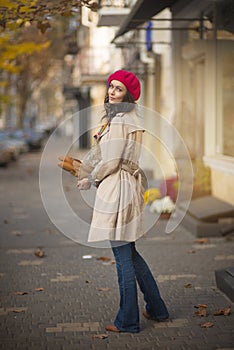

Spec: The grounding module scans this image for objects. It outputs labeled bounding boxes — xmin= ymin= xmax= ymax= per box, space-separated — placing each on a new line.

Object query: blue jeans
xmin=111 ymin=241 xmax=169 ymax=333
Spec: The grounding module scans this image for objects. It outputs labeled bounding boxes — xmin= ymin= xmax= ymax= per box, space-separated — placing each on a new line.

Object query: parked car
xmin=8 ymin=128 xmax=44 ymax=151
xmin=35 ymin=120 xmax=56 ymax=136
xmin=0 ymin=141 xmax=12 ymax=166
xmin=25 ymin=128 xmax=44 ymax=150
xmin=5 ymin=130 xmax=29 ymax=154
xmin=0 ymin=131 xmax=20 ymax=161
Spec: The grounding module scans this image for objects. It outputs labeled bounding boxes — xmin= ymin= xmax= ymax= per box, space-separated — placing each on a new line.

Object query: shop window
xmin=216 ymin=35 xmax=234 ymax=158
xmin=221 ymin=49 xmax=234 ymax=157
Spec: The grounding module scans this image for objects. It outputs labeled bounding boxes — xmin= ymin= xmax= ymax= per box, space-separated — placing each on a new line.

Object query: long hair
xmin=102 ymin=90 xmax=136 ymax=121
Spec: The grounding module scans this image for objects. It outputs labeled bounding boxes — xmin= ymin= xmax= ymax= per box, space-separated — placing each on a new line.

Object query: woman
xmin=60 ymin=70 xmax=169 ymax=333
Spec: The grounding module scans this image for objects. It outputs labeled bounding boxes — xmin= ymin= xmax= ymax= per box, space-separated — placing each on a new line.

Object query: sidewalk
xmin=0 ymin=135 xmax=233 ymax=350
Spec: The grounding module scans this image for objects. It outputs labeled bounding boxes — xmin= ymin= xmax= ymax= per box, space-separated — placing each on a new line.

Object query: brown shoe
xmin=143 ymin=309 xmax=169 ymax=322
xmin=142 ymin=309 xmax=153 ymax=320
xmin=105 ymin=324 xmax=120 ymax=333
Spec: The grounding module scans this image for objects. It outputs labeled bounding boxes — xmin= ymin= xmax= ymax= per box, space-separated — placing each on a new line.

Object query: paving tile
xmin=0 ymin=138 xmax=233 ymax=350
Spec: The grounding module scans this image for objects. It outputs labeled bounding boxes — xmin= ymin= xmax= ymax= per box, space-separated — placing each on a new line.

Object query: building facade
xmin=78 ymin=0 xmax=234 ymax=205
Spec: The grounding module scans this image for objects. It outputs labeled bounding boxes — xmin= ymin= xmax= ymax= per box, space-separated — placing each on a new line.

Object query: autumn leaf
xmin=194 ymin=238 xmax=209 ymax=244
xmin=214 ymin=306 xmax=231 ymax=316
xmin=97 ymin=256 xmax=111 ymax=262
xmin=92 ymin=334 xmax=108 ymax=339
xmin=35 ymin=287 xmax=44 ymax=292
xmin=14 ymin=291 xmax=28 ymax=295
xmin=34 ymin=248 xmax=45 ymax=258
xmin=97 ymin=287 xmax=111 ymax=292
xmin=200 ymin=321 xmax=214 ymax=328
xmin=184 ymin=283 xmax=192 ymax=288
xmin=187 ymin=249 xmax=196 ymax=254
xmin=194 ymin=304 xmax=207 ymax=317
xmin=13 ymin=308 xmax=26 ymax=313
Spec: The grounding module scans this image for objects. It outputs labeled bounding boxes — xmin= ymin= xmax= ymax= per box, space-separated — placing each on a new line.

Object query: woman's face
xmin=108 ymin=80 xmax=127 ymax=104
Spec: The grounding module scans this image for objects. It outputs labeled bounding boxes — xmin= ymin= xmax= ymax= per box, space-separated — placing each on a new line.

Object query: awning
xmin=112 ymin=0 xmax=177 ymax=41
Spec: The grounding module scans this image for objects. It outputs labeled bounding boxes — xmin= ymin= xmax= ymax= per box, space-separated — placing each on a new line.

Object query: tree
xmin=0 ymin=24 xmax=50 ymax=127
xmin=0 ymin=0 xmax=98 ymax=33
xmin=0 ymin=0 xmax=98 ymax=128
xmin=0 ymin=26 xmax=51 ymax=127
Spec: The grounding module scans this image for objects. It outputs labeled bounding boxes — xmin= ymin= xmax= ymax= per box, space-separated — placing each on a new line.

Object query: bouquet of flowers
xmin=149 ymin=196 xmax=176 ymax=215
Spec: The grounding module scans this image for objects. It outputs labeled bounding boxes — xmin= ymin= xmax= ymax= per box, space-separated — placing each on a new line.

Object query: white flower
xmin=150 ymin=196 xmax=176 ymax=214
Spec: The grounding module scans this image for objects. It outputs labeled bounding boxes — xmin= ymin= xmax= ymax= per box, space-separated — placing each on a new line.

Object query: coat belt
xmin=121 ymin=161 xmax=148 ymax=189
xmin=121 ymin=162 xmax=140 ymax=177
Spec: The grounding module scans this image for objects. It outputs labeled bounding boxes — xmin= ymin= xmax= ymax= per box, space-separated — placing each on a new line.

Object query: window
xmin=221 ymin=49 xmax=234 ymax=156
xmin=216 ymin=37 xmax=234 ymax=157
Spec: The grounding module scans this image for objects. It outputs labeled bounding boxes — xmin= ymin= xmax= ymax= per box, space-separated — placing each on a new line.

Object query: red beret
xmin=107 ymin=70 xmax=141 ymax=101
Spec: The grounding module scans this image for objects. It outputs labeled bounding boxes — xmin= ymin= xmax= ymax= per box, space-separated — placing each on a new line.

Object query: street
xmin=0 ymin=135 xmax=234 ymax=350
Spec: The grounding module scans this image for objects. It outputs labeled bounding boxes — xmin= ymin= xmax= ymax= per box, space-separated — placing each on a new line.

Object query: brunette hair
xmin=103 ymin=89 xmax=136 ymax=121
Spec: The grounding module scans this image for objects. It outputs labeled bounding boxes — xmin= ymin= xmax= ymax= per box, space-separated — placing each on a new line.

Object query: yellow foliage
xmin=0 ymin=32 xmax=50 ymax=73
xmin=19 ymin=6 xmax=31 ymax=13
xmin=0 ymin=0 xmax=18 ymax=11
xmin=144 ymin=188 xmax=161 ymax=205
xmin=0 ymin=94 xmax=13 ymax=104
xmin=8 ymin=41 xmax=50 ymax=57
xmin=5 ymin=22 xmax=22 ymax=31
xmin=0 ymin=62 xmax=21 ymax=73
xmin=0 ymin=81 xmax=8 ymax=87
xmin=0 ymin=0 xmax=36 ymax=9
xmin=0 ymin=35 xmax=10 ymax=45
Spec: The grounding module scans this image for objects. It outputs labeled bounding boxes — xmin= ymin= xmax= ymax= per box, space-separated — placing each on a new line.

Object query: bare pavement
xmin=0 ymin=135 xmax=233 ymax=350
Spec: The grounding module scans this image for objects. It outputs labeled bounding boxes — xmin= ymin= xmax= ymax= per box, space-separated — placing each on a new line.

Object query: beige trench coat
xmin=78 ymin=110 xmax=145 ymax=243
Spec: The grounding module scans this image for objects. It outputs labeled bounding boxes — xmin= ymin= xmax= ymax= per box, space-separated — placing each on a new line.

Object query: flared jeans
xmin=111 ymin=242 xmax=169 ymax=333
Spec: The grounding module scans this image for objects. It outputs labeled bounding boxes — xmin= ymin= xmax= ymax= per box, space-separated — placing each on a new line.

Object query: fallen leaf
xmin=15 ymin=231 xmax=22 ymax=237
xmin=14 ymin=291 xmax=28 ymax=295
xmin=97 ymin=287 xmax=111 ymax=292
xmin=194 ymin=304 xmax=207 ymax=317
xmin=13 ymin=308 xmax=26 ymax=313
xmin=194 ymin=238 xmax=209 ymax=244
xmin=35 ymin=248 xmax=45 ymax=258
xmin=214 ymin=306 xmax=231 ymax=316
xmin=225 ymin=236 xmax=233 ymax=241
xmin=200 ymin=321 xmax=214 ymax=328
xmin=184 ymin=283 xmax=192 ymax=288
xmin=197 ymin=303 xmax=207 ymax=308
xmin=92 ymin=334 xmax=108 ymax=339
xmin=187 ymin=249 xmax=196 ymax=254
xmin=223 ymin=306 xmax=231 ymax=316
xmin=97 ymin=256 xmax=111 ymax=262
xmin=35 ymin=288 xmax=44 ymax=292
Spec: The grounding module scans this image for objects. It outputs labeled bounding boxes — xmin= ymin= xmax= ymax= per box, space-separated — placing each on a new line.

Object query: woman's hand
xmin=76 ymin=178 xmax=91 ymax=190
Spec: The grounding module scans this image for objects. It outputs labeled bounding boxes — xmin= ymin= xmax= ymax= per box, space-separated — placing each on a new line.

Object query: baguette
xmin=58 ymin=155 xmax=81 ymax=176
